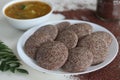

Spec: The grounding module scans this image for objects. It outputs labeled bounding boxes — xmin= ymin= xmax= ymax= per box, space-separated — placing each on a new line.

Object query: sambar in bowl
xmin=2 ymin=0 xmax=53 ymax=30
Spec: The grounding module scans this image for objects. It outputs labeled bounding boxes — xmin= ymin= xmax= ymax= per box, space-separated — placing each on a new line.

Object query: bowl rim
xmin=17 ymin=20 xmax=119 ymax=75
xmin=2 ymin=0 xmax=54 ymax=21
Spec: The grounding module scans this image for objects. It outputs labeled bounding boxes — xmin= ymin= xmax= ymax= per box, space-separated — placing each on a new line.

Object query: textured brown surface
xmin=62 ymin=47 xmax=93 ymax=73
xmin=66 ymin=23 xmax=93 ymax=39
xmin=56 ymin=30 xmax=78 ymax=49
xmin=36 ymin=41 xmax=68 ymax=70
xmin=78 ymin=31 xmax=111 ymax=65
xmin=24 ymin=33 xmax=52 ymax=59
xmin=55 ymin=9 xmax=120 ymax=80
xmin=56 ymin=22 xmax=71 ymax=32
xmin=34 ymin=25 xmax=58 ymax=40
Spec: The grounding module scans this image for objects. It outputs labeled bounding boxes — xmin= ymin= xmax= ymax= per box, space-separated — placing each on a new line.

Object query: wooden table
xmin=55 ymin=9 xmax=120 ymax=80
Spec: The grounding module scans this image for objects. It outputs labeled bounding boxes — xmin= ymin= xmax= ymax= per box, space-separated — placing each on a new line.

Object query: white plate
xmin=17 ymin=20 xmax=119 ymax=75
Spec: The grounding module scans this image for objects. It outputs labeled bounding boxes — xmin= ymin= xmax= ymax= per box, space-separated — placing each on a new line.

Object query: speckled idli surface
xmin=36 ymin=41 xmax=68 ymax=70
xmin=67 ymin=23 xmax=93 ymax=39
xmin=24 ymin=33 xmax=52 ymax=59
xmin=62 ymin=47 xmax=93 ymax=72
xmin=34 ymin=25 xmax=58 ymax=40
xmin=78 ymin=31 xmax=113 ymax=65
xmin=56 ymin=22 xmax=70 ymax=32
xmin=56 ymin=30 xmax=78 ymax=49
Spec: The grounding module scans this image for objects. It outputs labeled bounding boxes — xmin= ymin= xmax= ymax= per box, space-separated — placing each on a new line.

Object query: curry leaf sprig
xmin=0 ymin=41 xmax=28 ymax=74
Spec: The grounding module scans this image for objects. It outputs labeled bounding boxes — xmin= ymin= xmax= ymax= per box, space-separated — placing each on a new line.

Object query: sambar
xmin=5 ymin=1 xmax=51 ymax=19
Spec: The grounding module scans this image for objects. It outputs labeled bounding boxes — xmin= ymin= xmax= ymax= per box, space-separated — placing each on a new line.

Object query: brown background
xmin=55 ymin=9 xmax=120 ymax=80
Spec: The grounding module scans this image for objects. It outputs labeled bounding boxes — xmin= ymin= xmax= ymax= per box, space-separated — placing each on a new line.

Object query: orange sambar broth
xmin=5 ymin=1 xmax=51 ymax=19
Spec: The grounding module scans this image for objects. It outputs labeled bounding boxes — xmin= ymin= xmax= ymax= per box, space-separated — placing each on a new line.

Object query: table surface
xmin=0 ymin=0 xmax=120 ymax=80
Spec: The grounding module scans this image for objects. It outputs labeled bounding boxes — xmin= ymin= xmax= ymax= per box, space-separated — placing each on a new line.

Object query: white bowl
xmin=2 ymin=0 xmax=53 ymax=30
xmin=17 ymin=20 xmax=119 ymax=75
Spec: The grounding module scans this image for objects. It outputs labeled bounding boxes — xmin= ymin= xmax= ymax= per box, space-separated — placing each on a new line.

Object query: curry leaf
xmin=10 ymin=67 xmax=16 ymax=73
xmin=16 ymin=68 xmax=29 ymax=74
xmin=20 ymin=5 xmax=26 ymax=10
xmin=0 ymin=41 xmax=28 ymax=74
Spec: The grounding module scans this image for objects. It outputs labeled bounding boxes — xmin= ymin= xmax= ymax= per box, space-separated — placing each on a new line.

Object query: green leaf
xmin=1 ymin=57 xmax=17 ymax=62
xmin=0 ymin=61 xmax=10 ymax=71
xmin=9 ymin=62 xmax=21 ymax=67
xmin=0 ymin=50 xmax=13 ymax=54
xmin=16 ymin=68 xmax=29 ymax=74
xmin=10 ymin=67 xmax=16 ymax=73
xmin=3 ymin=64 xmax=10 ymax=71
xmin=0 ymin=41 xmax=29 ymax=74
xmin=20 ymin=5 xmax=26 ymax=10
xmin=0 ymin=61 xmax=6 ymax=71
